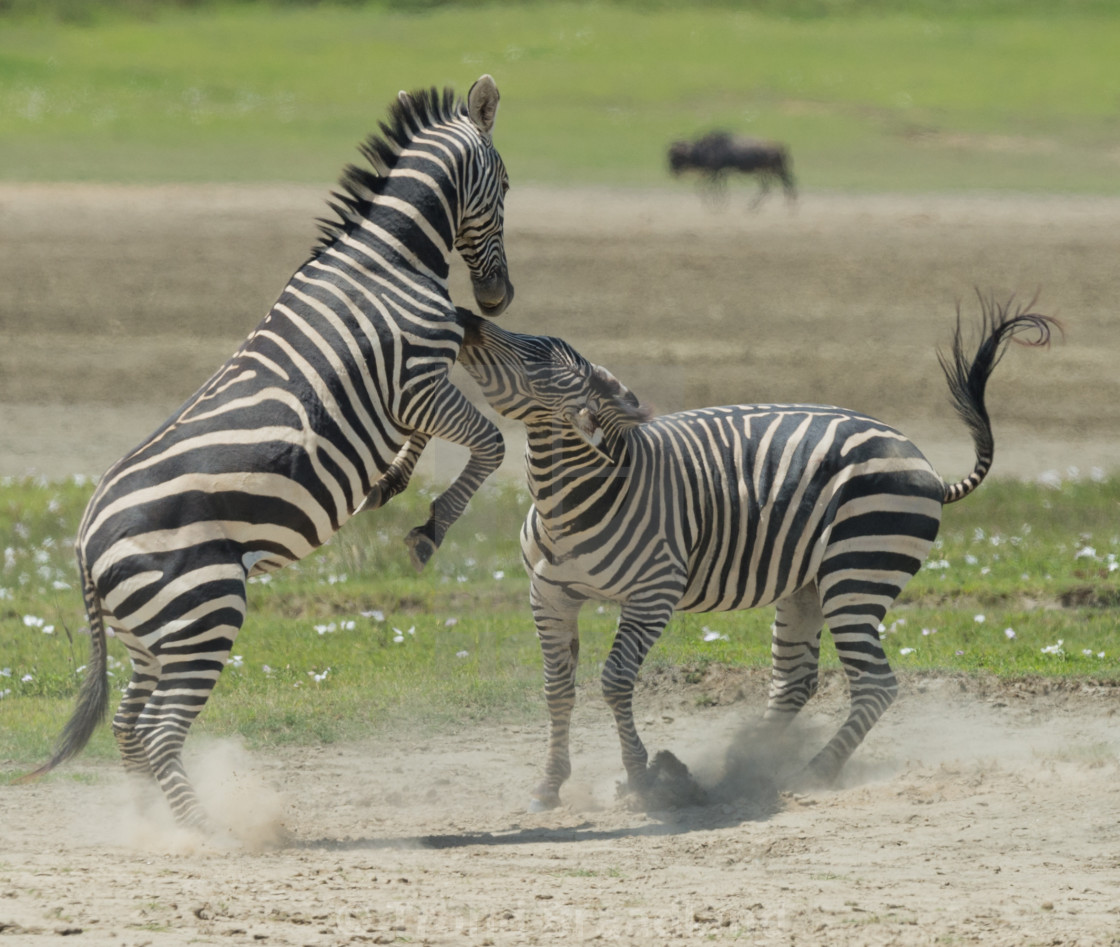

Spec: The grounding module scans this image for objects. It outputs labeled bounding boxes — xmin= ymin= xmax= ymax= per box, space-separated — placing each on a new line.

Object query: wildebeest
xmin=668 ymin=130 xmax=796 ymax=208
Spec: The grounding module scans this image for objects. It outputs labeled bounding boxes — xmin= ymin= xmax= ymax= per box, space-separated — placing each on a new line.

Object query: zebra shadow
xmin=290 ymin=724 xmax=817 ymax=852
xmin=291 ymin=807 xmax=767 ymax=853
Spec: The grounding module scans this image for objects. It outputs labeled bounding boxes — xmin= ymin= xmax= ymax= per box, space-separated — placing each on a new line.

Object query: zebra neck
xmin=349 ymin=173 xmax=459 ymax=282
xmin=524 ymin=428 xmax=630 ymax=524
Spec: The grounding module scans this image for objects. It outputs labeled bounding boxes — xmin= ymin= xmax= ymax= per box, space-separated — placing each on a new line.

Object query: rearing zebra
xmin=457 ymin=298 xmax=1057 ymax=809
xmin=24 ymin=76 xmax=513 ymax=830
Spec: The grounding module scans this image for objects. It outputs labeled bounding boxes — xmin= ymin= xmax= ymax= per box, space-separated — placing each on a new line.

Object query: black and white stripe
xmin=27 ymin=76 xmax=513 ymax=829
xmin=458 ymin=298 xmax=1056 ymax=809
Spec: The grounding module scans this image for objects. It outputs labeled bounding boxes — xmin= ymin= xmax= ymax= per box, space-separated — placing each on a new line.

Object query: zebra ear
xmin=562 ymin=406 xmax=615 ymax=464
xmin=467 ymin=74 xmax=500 ymax=136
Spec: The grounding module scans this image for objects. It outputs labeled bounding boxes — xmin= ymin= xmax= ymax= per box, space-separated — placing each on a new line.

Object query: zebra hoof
xmin=633 ymin=750 xmax=707 ymax=810
xmin=361 ymin=484 xmax=384 ymax=513
xmin=528 ymin=793 xmax=560 ymax=813
xmin=405 ymin=529 xmax=437 ymax=572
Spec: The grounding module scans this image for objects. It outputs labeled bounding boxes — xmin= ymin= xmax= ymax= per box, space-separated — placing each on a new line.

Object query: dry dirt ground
xmin=2 ymin=185 xmax=1120 ymax=945
xmin=2 ymin=184 xmax=1119 ymax=481
xmin=3 ymin=672 xmax=1120 ymax=946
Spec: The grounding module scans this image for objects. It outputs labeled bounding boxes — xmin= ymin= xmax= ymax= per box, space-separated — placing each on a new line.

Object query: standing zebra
xmin=457 ymin=298 xmax=1056 ymax=809
xmin=23 ymin=77 xmax=514 ymax=830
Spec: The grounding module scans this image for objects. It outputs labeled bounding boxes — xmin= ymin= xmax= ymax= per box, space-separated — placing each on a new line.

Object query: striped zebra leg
xmin=601 ymin=600 xmax=675 ymax=793
xmin=115 ymin=561 xmax=249 ymax=830
xmin=362 ymin=434 xmax=431 ymax=512
xmin=762 ymin=582 xmax=826 ymax=729
xmin=801 ymin=597 xmax=898 ymax=787
xmin=112 ymin=638 xmax=162 ymax=781
xmin=401 ymin=379 xmax=504 ymax=571
xmin=528 ymin=584 xmax=584 ymax=812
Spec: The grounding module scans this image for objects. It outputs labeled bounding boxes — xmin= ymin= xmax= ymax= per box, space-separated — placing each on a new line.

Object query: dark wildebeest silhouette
xmin=668 ymin=131 xmax=796 ymax=209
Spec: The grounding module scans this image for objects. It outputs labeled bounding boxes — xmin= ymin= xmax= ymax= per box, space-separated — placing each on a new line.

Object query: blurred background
xmin=2 ymin=0 xmax=1118 ymax=481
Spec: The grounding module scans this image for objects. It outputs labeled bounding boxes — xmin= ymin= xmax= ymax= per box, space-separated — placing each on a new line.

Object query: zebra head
xmin=458 ymin=311 xmax=650 ymax=463
xmin=667 ymin=140 xmax=692 ymax=175
xmin=453 ymin=75 xmax=515 ymax=317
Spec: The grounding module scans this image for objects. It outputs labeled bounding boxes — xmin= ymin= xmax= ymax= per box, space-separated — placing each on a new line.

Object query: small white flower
xmin=22 ymin=614 xmax=44 ymax=629
xmin=1037 ymin=469 xmax=1062 ymax=489
xmin=974 ymin=614 xmax=986 ymax=624
xmin=262 ymin=664 xmax=273 ymax=674
xmin=492 ymin=570 xmax=505 ymax=580
xmin=21 ymin=674 xmax=33 ymax=683
xmin=1004 ymin=628 xmax=1016 ymax=640
xmin=964 ymin=554 xmax=979 ymax=566
xmin=341 ymin=620 xmax=356 ymax=631
xmin=1074 ymin=546 xmax=1097 ymax=560
xmin=899 ymin=648 xmax=915 ymax=656
xmin=361 ymin=609 xmax=385 ymax=622
xmin=1040 ymin=640 xmax=1064 ymax=655
xmin=229 ymin=654 xmax=244 ymax=669
xmin=701 ymin=626 xmax=729 ymax=643
xmin=925 ymin=558 xmax=950 ymax=570
xmin=456 ymin=650 xmax=469 ymax=659
xmin=392 ymin=633 xmax=404 ymax=644
xmin=444 ymin=617 xmax=459 ymax=628
xmin=980 ymin=567 xmax=990 ymax=576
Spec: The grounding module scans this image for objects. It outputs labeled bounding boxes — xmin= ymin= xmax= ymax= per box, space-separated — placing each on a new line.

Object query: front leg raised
xmin=397 ymin=377 xmax=504 ymax=571
xmin=361 ymin=433 xmax=431 ymax=513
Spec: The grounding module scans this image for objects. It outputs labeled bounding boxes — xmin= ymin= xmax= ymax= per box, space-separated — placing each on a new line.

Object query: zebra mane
xmin=312 ymin=86 xmax=464 ymax=255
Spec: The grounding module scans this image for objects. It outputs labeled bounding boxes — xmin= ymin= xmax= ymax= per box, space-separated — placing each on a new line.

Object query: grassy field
xmin=2 ymin=1 xmax=1118 ymax=767
xmin=2 ymin=473 xmax=1118 ymax=763
xmin=1 ymin=3 xmax=1118 ymax=191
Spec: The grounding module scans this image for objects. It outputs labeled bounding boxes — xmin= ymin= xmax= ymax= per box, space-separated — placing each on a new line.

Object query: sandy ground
xmin=2 ymin=184 xmax=1119 ymax=482
xmin=3 ymin=671 xmax=1120 ymax=945
xmin=2 ymin=185 xmax=1120 ymax=945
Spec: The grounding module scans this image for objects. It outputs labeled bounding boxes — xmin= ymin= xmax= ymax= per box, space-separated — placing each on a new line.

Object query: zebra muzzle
xmin=472 ymin=273 xmax=514 ymax=317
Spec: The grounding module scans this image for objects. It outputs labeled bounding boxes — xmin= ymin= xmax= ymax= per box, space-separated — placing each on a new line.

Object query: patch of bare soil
xmin=3 ymin=672 xmax=1120 ymax=946
xmin=1 ymin=184 xmax=1119 ymax=481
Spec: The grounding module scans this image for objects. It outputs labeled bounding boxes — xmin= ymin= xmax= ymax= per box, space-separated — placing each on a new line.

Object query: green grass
xmin=0 ymin=2 xmax=1118 ymax=191
xmin=2 ymin=472 xmax=1118 ymax=764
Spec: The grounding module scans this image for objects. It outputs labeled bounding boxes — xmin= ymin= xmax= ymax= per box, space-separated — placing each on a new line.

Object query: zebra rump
xmin=457 ymin=296 xmax=1057 ymax=809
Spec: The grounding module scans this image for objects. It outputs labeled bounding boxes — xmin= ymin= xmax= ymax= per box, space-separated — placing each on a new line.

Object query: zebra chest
xmin=523 ymin=515 xmax=687 ymax=603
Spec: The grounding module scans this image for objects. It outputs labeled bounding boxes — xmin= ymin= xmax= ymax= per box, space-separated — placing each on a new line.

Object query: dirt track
xmin=2 ymin=184 xmax=1119 ymax=481
xmin=2 ymin=185 xmax=1120 ymax=945
xmin=3 ymin=672 xmax=1120 ymax=945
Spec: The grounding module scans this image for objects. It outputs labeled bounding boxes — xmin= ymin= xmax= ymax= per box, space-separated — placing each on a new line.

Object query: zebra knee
xmin=600 ymin=662 xmax=636 ymax=710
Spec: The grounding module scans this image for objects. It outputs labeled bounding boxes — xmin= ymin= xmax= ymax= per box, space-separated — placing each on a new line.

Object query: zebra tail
xmin=14 ymin=556 xmax=110 ymax=784
xmin=938 ymin=292 xmax=1060 ymax=505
